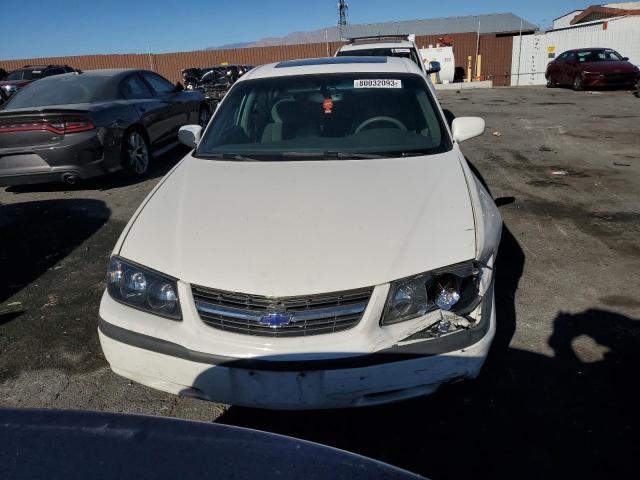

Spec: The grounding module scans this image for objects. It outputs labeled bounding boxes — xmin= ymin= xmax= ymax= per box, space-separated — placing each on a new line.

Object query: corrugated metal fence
xmin=1 ymin=33 xmax=515 ymax=86
xmin=0 ymin=42 xmax=345 ymax=85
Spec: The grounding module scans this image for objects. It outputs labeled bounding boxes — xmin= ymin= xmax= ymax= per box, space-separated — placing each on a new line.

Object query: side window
xmin=120 ymin=75 xmax=153 ymax=100
xmin=141 ymin=73 xmax=175 ymax=95
xmin=45 ymin=68 xmax=65 ymax=77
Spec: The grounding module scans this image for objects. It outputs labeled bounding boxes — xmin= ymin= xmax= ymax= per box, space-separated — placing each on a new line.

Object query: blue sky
xmin=1 ymin=0 xmax=588 ymax=59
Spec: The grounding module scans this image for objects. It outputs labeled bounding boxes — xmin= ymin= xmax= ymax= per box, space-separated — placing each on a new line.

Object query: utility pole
xmin=338 ymin=1 xmax=348 ymax=40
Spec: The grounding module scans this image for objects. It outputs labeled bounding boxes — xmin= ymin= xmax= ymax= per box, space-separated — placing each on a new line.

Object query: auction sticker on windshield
xmin=354 ymin=79 xmax=402 ymax=88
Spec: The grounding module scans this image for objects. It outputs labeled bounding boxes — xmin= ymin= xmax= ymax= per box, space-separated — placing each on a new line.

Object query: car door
xmin=119 ymin=73 xmax=171 ymax=146
xmin=562 ymin=52 xmax=581 ymax=84
xmin=140 ymin=72 xmax=189 ymax=140
xmin=548 ymin=52 xmax=565 ymax=83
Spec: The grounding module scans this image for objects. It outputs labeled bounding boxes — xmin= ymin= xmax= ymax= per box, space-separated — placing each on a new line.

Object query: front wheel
xmin=573 ymin=74 xmax=584 ymax=91
xmin=546 ymin=75 xmax=556 ymax=88
xmin=122 ymin=130 xmax=150 ymax=177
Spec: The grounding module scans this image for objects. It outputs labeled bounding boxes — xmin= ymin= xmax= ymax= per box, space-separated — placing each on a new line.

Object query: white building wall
xmin=607 ymin=15 xmax=640 ymax=29
xmin=553 ymin=10 xmax=583 ymax=29
xmin=511 ymin=22 xmax=640 ymax=85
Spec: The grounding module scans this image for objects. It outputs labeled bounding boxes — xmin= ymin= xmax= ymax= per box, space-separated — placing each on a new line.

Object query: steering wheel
xmin=355 ymin=116 xmax=407 ymax=134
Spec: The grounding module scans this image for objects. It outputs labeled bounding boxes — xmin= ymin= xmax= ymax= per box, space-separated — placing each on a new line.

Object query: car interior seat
xmin=261 ymin=97 xmax=319 ymax=143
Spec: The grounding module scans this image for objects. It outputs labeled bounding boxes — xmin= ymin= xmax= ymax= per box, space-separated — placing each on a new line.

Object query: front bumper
xmin=583 ymin=73 xmax=639 ymax=87
xmin=99 ymin=280 xmax=496 ymax=410
xmin=0 ymin=128 xmax=121 ymax=186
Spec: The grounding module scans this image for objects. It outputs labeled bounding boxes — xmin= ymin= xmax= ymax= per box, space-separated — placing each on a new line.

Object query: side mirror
xmin=427 ymin=61 xmax=441 ymax=74
xmin=178 ymin=125 xmax=203 ymax=148
xmin=623 ymin=57 xmax=630 ymax=61
xmin=175 ymin=82 xmax=184 ymax=92
xmin=451 ymin=117 xmax=485 ymax=143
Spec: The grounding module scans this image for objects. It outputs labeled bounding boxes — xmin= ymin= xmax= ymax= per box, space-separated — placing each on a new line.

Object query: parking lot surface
xmin=1 ymin=86 xmax=639 ymax=479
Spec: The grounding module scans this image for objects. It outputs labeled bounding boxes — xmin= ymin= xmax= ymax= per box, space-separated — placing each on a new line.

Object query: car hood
xmin=580 ymin=61 xmax=638 ymax=73
xmin=120 ymin=153 xmax=477 ymax=296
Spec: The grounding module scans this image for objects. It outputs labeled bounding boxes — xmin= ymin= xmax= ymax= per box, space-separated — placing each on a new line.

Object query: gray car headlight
xmin=381 ymin=261 xmax=487 ymax=326
xmin=106 ymin=256 xmax=181 ymax=320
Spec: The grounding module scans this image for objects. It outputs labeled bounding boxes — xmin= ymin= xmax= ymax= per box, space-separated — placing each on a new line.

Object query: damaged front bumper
xmin=98 ymin=282 xmax=495 ymax=410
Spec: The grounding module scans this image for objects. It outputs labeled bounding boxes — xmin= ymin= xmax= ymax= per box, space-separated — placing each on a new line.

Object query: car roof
xmin=73 ymin=68 xmax=142 ymax=76
xmin=26 ymin=69 xmax=146 ymax=88
xmin=240 ymin=56 xmax=422 ymax=81
xmin=339 ymin=40 xmax=416 ymax=51
xmin=567 ymin=48 xmax=615 ymax=53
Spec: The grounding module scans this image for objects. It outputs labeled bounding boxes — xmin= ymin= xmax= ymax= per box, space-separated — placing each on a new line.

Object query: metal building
xmin=341 ymin=13 xmax=537 ymax=39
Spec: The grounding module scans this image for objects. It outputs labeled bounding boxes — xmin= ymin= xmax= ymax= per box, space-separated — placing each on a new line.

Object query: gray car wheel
xmin=546 ymin=75 xmax=556 ymax=88
xmin=123 ymin=130 xmax=150 ymax=176
xmin=573 ymin=75 xmax=584 ymax=92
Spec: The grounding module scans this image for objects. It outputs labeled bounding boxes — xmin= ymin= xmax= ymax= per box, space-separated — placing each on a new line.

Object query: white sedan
xmin=99 ymin=56 xmax=501 ymax=409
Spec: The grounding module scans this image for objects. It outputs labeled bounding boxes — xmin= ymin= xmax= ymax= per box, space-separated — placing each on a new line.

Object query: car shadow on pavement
xmin=2 ymin=146 xmax=189 ymax=194
xmin=0 ymin=198 xmax=112 ymax=382
xmin=214 ymin=310 xmax=639 ymax=479
xmin=0 ymin=198 xmax=110 ymax=319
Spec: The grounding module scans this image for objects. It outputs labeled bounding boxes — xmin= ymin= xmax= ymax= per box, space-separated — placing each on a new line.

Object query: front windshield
xmin=6 ymin=69 xmax=44 ymax=81
xmin=338 ymin=48 xmax=423 ymax=69
xmin=196 ymin=73 xmax=450 ymax=160
xmin=577 ymin=50 xmax=624 ymax=62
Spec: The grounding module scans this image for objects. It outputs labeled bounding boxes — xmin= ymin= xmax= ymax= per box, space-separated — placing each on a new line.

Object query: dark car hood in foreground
xmin=0 ymin=409 xmax=424 ymax=480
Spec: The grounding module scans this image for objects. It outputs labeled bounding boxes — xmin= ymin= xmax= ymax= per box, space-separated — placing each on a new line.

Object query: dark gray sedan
xmin=0 ymin=69 xmax=210 ymax=186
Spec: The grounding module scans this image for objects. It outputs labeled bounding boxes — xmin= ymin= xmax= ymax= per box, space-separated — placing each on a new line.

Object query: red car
xmin=0 ymin=64 xmax=75 ymax=103
xmin=546 ymin=48 xmax=640 ymax=91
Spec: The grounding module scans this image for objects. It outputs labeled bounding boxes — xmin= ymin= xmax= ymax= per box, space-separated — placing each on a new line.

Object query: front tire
xmin=573 ymin=74 xmax=584 ymax=91
xmin=121 ymin=129 xmax=150 ymax=177
xmin=546 ymin=75 xmax=556 ymax=88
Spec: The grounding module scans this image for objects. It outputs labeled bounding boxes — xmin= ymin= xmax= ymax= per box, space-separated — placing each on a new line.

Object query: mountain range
xmin=208 ymin=26 xmax=342 ymax=50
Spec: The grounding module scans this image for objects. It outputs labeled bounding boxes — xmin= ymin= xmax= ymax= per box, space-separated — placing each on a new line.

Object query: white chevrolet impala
xmin=99 ymin=56 xmax=502 ymax=409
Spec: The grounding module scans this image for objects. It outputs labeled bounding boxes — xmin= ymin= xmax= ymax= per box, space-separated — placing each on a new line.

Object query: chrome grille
xmin=192 ymin=285 xmax=373 ymax=337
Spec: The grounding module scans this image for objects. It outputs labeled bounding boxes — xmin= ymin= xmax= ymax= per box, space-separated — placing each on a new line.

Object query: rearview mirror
xmin=178 ymin=125 xmax=203 ymax=148
xmin=451 ymin=117 xmax=485 ymax=143
xmin=427 ymin=61 xmax=441 ymax=74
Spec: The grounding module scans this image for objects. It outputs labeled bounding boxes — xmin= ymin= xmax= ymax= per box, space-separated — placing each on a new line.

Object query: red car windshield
xmin=577 ymin=50 xmax=624 ymax=62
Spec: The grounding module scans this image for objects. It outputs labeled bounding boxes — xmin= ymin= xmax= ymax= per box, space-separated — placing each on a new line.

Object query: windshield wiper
xmin=195 ymin=153 xmax=261 ymax=162
xmin=280 ymin=151 xmax=391 ymax=160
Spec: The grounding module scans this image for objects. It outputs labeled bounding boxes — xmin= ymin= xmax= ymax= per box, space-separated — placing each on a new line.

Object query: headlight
xmin=381 ymin=262 xmax=486 ymax=325
xmin=186 ymin=84 xmax=194 ymax=91
xmin=2 ymin=85 xmax=17 ymax=94
xmin=106 ymin=256 xmax=181 ymax=320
